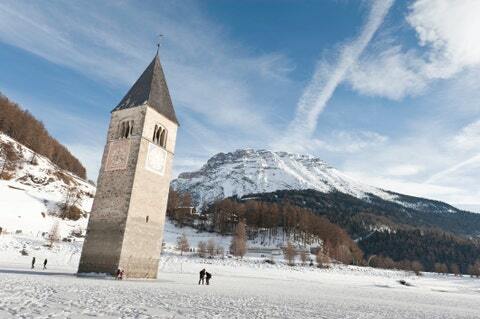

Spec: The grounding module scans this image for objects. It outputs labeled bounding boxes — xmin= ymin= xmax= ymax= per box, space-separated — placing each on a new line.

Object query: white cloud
xmin=347 ymin=0 xmax=480 ymax=100
xmin=407 ymin=0 xmax=480 ymax=78
xmin=0 ymin=1 xmax=292 ymax=178
xmin=274 ymin=0 xmax=393 ymax=151
xmin=425 ymin=153 xmax=480 ymax=184
xmin=311 ymin=131 xmax=388 ymax=154
xmin=348 ymin=46 xmax=427 ymax=100
xmin=453 ymin=120 xmax=480 ymax=151
xmin=385 ymin=164 xmax=423 ymax=177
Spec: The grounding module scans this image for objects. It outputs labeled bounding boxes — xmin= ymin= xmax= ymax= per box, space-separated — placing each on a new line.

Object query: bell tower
xmin=78 ymin=53 xmax=179 ymax=278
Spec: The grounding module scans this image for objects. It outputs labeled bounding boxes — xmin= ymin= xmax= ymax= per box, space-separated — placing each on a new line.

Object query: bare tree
xmin=206 ymin=238 xmax=216 ymax=257
xmin=411 ymin=260 xmax=424 ymax=276
xmin=230 ymin=220 xmax=247 ymax=259
xmin=299 ymin=249 xmax=308 ymax=266
xmin=176 ymin=233 xmax=190 ymax=256
xmin=197 ymin=241 xmax=207 ymax=258
xmin=59 ymin=187 xmax=82 ymax=220
xmin=449 ymin=263 xmax=460 ymax=276
xmin=167 ymin=187 xmax=180 ymax=218
xmin=434 ymin=262 xmax=448 ymax=275
xmin=468 ymin=261 xmax=480 ymax=278
xmin=283 ymin=241 xmax=297 ymax=266
xmin=216 ymin=245 xmax=225 ymax=258
xmin=316 ymin=248 xmax=329 ymax=268
xmin=0 ymin=152 xmax=6 ymax=177
xmin=47 ymin=221 xmax=60 ymax=247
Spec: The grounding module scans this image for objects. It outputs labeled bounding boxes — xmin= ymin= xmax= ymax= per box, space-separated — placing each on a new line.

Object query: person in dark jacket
xmin=116 ymin=268 xmax=121 ymax=280
xmin=199 ymin=268 xmax=206 ymax=285
xmin=43 ymin=259 xmax=48 ymax=269
xmin=205 ymin=272 xmax=212 ymax=285
xmin=31 ymin=257 xmax=36 ymax=269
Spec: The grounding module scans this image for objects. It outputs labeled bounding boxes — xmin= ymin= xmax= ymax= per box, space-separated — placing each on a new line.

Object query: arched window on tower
xmin=160 ymin=129 xmax=166 ymax=148
xmin=152 ymin=124 xmax=167 ymax=148
xmin=118 ymin=120 xmax=134 ymax=139
xmin=152 ymin=125 xmax=158 ymax=143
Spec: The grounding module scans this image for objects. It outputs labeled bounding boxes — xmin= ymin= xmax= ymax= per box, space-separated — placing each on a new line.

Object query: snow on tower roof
xmin=112 ymin=53 xmax=179 ymax=125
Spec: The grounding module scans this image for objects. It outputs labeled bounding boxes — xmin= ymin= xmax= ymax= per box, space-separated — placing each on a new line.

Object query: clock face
xmin=145 ymin=142 xmax=167 ymax=176
xmin=105 ymin=140 xmax=131 ymax=171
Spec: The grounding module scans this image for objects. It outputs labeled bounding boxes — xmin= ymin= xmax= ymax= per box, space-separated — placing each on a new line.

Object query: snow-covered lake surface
xmin=0 ymin=245 xmax=479 ymax=318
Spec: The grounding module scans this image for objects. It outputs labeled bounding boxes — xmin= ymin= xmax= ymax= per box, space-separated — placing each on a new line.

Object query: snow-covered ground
xmin=1 ymin=135 xmax=479 ymax=318
xmin=0 ymin=229 xmax=479 ymax=318
xmin=0 ymin=250 xmax=479 ymax=318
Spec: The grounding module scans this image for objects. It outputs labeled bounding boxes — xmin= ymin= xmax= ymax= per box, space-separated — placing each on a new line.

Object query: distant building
xmin=174 ymin=206 xmax=196 ymax=216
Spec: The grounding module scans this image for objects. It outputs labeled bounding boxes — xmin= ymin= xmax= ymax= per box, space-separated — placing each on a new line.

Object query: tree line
xmin=167 ymin=188 xmax=363 ymax=266
xmin=0 ymin=94 xmax=86 ymax=178
xmin=360 ymin=228 xmax=480 ymax=274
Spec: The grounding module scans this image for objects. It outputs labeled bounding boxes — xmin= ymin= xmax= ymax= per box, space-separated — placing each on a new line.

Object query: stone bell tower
xmin=78 ymin=52 xmax=179 ymax=279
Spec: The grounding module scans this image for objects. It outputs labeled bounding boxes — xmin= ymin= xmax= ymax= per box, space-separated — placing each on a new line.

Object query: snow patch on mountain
xmin=0 ymin=133 xmax=94 ymax=237
xmin=172 ymin=149 xmax=398 ymax=207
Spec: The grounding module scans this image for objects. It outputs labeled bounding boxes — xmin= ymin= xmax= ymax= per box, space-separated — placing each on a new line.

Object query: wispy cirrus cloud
xmin=273 ymin=0 xmax=394 ymax=153
xmin=346 ymin=0 xmax=480 ymax=100
xmin=0 ymin=1 xmax=293 ymax=177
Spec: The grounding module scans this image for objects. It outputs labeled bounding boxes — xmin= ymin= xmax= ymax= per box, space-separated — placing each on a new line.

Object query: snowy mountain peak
xmin=173 ymin=149 xmax=395 ymax=207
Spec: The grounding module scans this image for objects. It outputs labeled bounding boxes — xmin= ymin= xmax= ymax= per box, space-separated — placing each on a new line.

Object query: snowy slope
xmin=0 ymin=133 xmax=94 ymax=237
xmin=0 ymin=243 xmax=479 ymax=318
xmin=172 ymin=149 xmax=399 ymax=207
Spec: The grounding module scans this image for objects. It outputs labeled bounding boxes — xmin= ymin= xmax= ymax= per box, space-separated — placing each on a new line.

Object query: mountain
xmin=0 ymin=133 xmax=94 ymax=237
xmin=173 ymin=149 xmax=465 ymax=213
xmin=172 ymin=149 xmax=480 ymax=236
xmin=173 ymin=149 xmax=392 ymax=205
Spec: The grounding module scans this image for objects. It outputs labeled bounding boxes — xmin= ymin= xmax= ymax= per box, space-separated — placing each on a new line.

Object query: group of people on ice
xmin=115 ymin=268 xmax=125 ymax=280
xmin=31 ymin=257 xmax=48 ymax=270
xmin=199 ymin=268 xmax=212 ymax=285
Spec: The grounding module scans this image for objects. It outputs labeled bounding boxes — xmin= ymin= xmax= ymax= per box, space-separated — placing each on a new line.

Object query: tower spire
xmin=112 ymin=38 xmax=179 ymax=125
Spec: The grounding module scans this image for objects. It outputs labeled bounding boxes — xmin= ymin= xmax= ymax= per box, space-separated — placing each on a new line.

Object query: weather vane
xmin=156 ymin=34 xmax=164 ymax=54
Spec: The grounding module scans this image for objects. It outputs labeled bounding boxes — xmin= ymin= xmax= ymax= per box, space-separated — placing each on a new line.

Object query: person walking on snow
xmin=43 ymin=258 xmax=48 ymax=270
xmin=199 ymin=268 xmax=206 ymax=285
xmin=206 ymin=271 xmax=212 ymax=285
xmin=31 ymin=257 xmax=35 ymax=269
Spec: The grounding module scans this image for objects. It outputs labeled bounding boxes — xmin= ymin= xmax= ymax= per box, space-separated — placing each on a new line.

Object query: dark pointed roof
xmin=112 ymin=54 xmax=179 ymax=125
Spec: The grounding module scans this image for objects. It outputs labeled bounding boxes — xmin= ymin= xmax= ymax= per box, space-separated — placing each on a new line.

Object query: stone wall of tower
xmin=118 ymin=106 xmax=178 ymax=278
xmin=78 ymin=106 xmax=146 ymax=275
xmin=78 ymin=104 xmax=178 ymax=278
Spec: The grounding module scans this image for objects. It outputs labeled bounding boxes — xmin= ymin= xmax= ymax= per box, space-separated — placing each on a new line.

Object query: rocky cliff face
xmin=172 ymin=149 xmax=398 ymax=207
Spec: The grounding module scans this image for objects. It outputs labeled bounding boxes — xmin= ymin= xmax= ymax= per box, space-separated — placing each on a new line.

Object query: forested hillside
xmin=231 ymin=189 xmax=480 ymax=273
xmin=0 ymin=94 xmax=86 ymax=178
xmin=243 ymin=189 xmax=480 ymax=237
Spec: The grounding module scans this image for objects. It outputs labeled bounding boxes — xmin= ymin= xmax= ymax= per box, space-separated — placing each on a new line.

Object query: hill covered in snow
xmin=0 ymin=133 xmax=94 ymax=238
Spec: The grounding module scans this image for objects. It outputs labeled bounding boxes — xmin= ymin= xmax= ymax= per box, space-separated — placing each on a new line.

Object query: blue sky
xmin=0 ymin=0 xmax=479 ymax=210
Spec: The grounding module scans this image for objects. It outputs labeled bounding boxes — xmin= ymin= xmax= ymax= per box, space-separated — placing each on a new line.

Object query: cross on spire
xmin=156 ymin=34 xmax=164 ymax=55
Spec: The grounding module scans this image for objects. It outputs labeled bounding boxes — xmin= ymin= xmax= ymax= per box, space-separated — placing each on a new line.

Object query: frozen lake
xmin=0 ymin=255 xmax=479 ymax=318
